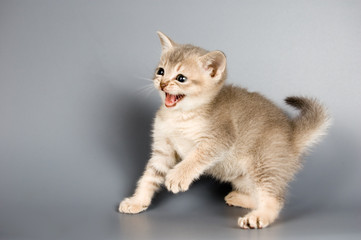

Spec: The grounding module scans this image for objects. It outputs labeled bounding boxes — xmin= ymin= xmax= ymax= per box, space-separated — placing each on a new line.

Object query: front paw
xmin=165 ymin=168 xmax=193 ymax=194
xmin=238 ymin=211 xmax=271 ymax=229
xmin=118 ymin=197 xmax=149 ymax=214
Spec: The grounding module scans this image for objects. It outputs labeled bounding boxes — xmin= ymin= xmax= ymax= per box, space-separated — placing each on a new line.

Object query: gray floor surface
xmin=2 ymin=179 xmax=361 ymax=240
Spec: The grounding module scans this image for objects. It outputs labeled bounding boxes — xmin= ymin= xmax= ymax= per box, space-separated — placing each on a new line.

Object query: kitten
xmin=119 ymin=31 xmax=330 ymax=229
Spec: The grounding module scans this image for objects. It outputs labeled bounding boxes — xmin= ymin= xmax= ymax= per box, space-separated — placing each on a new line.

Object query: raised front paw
xmin=165 ymin=168 xmax=192 ymax=194
xmin=118 ymin=197 xmax=149 ymax=214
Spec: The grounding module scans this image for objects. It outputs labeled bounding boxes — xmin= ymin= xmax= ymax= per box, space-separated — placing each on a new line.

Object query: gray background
xmin=1 ymin=0 xmax=360 ymax=239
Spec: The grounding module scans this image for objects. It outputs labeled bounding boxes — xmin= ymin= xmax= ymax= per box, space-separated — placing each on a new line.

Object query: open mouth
xmin=165 ymin=92 xmax=185 ymax=108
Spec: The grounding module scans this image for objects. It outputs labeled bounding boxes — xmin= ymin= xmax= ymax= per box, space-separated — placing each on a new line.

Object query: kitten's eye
xmin=157 ymin=68 xmax=164 ymax=76
xmin=176 ymin=74 xmax=187 ymax=83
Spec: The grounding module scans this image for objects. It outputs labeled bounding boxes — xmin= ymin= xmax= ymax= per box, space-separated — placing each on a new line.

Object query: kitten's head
xmin=153 ymin=31 xmax=227 ymax=110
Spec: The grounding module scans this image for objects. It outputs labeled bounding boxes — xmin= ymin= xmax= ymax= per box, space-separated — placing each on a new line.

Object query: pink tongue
xmin=165 ymin=94 xmax=177 ymax=107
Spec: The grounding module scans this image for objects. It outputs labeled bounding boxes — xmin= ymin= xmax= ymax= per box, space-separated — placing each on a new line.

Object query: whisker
xmin=140 ymin=88 xmax=154 ymax=96
xmin=135 ymin=85 xmax=152 ymax=93
xmin=133 ymin=83 xmax=156 ymax=97
xmin=140 ymin=88 xmax=156 ymax=98
xmin=134 ymin=76 xmax=154 ymax=82
xmin=132 ymin=76 xmax=157 ymax=98
xmin=144 ymin=86 xmax=156 ymax=98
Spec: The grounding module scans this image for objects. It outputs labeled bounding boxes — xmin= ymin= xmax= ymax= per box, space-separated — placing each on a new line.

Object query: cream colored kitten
xmin=119 ymin=32 xmax=330 ymax=229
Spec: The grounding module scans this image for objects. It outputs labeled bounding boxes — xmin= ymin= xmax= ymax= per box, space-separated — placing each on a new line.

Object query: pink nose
xmin=160 ymin=81 xmax=168 ymax=91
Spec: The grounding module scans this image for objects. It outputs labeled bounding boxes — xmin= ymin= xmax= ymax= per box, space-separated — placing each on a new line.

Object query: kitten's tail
xmin=285 ymin=96 xmax=331 ymax=154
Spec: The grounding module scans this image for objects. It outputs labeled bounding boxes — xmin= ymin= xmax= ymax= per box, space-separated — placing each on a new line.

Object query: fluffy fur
xmin=119 ymin=32 xmax=331 ymax=229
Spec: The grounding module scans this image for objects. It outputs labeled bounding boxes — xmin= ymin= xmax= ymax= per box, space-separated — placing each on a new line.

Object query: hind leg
xmin=237 ymin=157 xmax=288 ymax=229
xmin=225 ymin=175 xmax=257 ymax=209
xmin=238 ymin=190 xmax=283 ymax=229
xmin=236 ymin=144 xmax=299 ymax=229
xmin=225 ymin=191 xmax=257 ymax=209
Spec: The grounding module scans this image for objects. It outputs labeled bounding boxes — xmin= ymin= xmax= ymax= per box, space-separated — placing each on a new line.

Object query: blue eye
xmin=176 ymin=74 xmax=187 ymax=82
xmin=157 ymin=68 xmax=164 ymax=76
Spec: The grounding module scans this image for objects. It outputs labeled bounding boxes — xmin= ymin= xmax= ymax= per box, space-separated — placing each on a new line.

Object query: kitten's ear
xmin=157 ymin=31 xmax=176 ymax=52
xmin=199 ymin=51 xmax=227 ymax=80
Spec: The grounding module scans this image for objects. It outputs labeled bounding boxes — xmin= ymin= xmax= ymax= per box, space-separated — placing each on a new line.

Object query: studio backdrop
xmin=0 ymin=1 xmax=360 ymax=240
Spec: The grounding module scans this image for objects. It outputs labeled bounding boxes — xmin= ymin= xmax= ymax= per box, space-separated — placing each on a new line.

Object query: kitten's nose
xmin=160 ymin=81 xmax=168 ymax=91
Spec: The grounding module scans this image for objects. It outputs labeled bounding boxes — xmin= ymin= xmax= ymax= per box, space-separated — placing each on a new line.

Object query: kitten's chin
xmin=164 ymin=92 xmax=185 ymax=108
